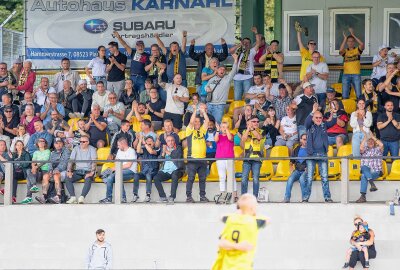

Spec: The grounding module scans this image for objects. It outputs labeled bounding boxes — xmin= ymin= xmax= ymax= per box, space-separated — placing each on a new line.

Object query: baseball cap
xmin=54 ymin=137 xmax=64 ymax=143
xmin=378 ymin=44 xmax=391 ymax=51
xmin=326 ymin=87 xmax=336 ymax=93
xmin=136 ymin=40 xmax=145 ymax=46
xmin=13 ymin=58 xmax=22 ymax=65
xmin=78 ymin=79 xmax=87 ymax=85
xmin=303 ymin=82 xmax=315 ymax=89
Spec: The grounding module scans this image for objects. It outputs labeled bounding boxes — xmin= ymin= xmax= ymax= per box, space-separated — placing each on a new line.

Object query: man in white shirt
xmin=371 ymin=45 xmax=398 ymax=87
xmin=103 ymin=92 xmax=125 ymax=136
xmin=305 ymin=51 xmax=329 ymax=107
xmin=244 ymin=74 xmax=265 ymax=105
xmin=53 ymin=58 xmax=80 ymax=93
xmin=92 ymin=81 xmax=110 ymax=112
xmin=99 ymin=137 xmax=137 ymax=203
xmin=275 ymin=106 xmax=298 ymax=153
xmin=34 ymin=77 xmax=56 ymax=106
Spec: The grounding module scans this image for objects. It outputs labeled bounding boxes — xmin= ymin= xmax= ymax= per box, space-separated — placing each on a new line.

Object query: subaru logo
xmin=83 ymin=19 xmax=108 ymax=34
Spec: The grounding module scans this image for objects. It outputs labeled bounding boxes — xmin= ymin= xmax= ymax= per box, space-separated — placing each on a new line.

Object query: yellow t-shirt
xmin=186 ymin=125 xmax=207 ymax=158
xmin=299 ymin=48 xmax=325 ymax=81
xmin=243 ymin=129 xmax=264 ymax=158
xmin=212 ymin=213 xmax=266 ymax=270
xmin=342 ymin=47 xmax=363 ymax=75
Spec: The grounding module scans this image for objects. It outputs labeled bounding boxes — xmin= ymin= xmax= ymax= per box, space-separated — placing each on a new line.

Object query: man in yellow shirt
xmin=297 ymin=30 xmax=325 ymax=81
xmin=185 ymin=104 xmax=210 ymax=202
xmin=212 ymin=194 xmax=267 ymax=270
xmin=339 ymin=28 xmax=364 ymax=99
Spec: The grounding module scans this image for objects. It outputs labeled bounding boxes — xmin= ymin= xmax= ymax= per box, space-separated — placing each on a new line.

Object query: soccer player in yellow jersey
xmin=212 ymin=194 xmax=267 ymax=270
xmin=339 ymin=28 xmax=364 ymax=99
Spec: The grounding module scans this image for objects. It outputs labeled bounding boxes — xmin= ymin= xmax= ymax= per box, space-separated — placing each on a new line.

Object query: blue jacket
xmin=27 ymin=131 xmax=54 ymax=155
xmin=305 ymin=114 xmax=328 ymax=156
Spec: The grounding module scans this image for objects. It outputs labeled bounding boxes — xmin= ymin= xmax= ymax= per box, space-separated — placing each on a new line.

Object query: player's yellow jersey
xmin=212 ymin=213 xmax=266 ymax=270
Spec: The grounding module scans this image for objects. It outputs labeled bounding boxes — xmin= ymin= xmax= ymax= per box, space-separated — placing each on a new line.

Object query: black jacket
xmin=189 ymin=43 xmax=229 ymax=85
xmin=109 ymin=130 xmax=136 ymax=156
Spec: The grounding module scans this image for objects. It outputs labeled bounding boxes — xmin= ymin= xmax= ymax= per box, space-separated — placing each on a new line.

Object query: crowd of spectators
xmin=0 ymin=24 xmax=397 ymax=204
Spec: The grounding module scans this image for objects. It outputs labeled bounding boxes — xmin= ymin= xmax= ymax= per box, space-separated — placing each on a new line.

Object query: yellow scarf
xmin=18 ymin=69 xmax=29 ymax=86
xmin=168 ymin=52 xmax=180 ymax=75
xmin=236 ymin=47 xmax=250 ymax=73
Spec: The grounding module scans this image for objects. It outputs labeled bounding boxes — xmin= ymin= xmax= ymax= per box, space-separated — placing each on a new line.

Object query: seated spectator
xmin=0 ymin=140 xmax=11 ymax=195
xmin=108 ymin=119 xmax=135 ymax=160
xmin=66 ymin=119 xmax=89 ymax=148
xmin=0 ymin=106 xmax=19 ymax=139
xmin=35 ymin=138 xmax=70 ymax=204
xmin=9 ymin=140 xmax=31 ymax=203
xmin=65 ymin=135 xmax=97 ymax=204
xmin=52 ymin=58 xmax=80 ymax=93
xmin=68 ymin=79 xmax=94 ymax=118
xmin=262 ymin=106 xmax=280 ymax=148
xmin=139 ymin=79 xmax=153 ymax=104
xmin=377 ymin=100 xmax=400 ymax=157
xmin=10 ymin=124 xmax=30 ymax=152
xmin=22 ymin=138 xmax=51 ymax=204
xmin=266 ymin=81 xmax=293 ymax=120
xmin=45 ymin=110 xmax=69 ymax=136
xmin=199 ymin=57 xmax=219 ymax=103
xmin=33 ymin=76 xmax=56 ymax=107
xmin=253 ymin=93 xmax=270 ymax=122
xmin=125 ymin=100 xmax=148 ymax=122
xmin=13 ymin=60 xmax=36 ymax=96
xmin=21 ymin=104 xmax=40 ymax=135
xmin=241 ymin=116 xmax=263 ymax=198
xmin=58 ymin=80 xmax=76 ymax=119
xmin=103 ymin=92 xmax=125 ymax=137
xmin=92 ymin=81 xmax=110 ymax=112
xmin=133 ymin=134 xmax=160 ymax=203
xmin=119 ymin=79 xmax=136 ymax=112
xmin=323 ymin=100 xmax=349 ymax=148
xmin=322 ymin=87 xmax=343 ymax=114
xmin=20 ymin=91 xmax=41 ymax=117
xmin=40 ymin=93 xmax=65 ymax=126
xmin=244 ymin=74 xmax=265 ymax=104
xmin=361 ymin=79 xmax=378 ymax=134
xmin=350 ymin=99 xmax=372 ymax=157
xmin=155 ymin=119 xmax=180 ymax=148
xmin=85 ymin=104 xmax=107 ymax=148
xmin=356 ymin=132 xmax=383 ymax=203
xmin=158 ymin=70 xmax=189 ymax=132
xmin=26 ymin=120 xmax=53 ymax=155
xmin=153 ymin=135 xmax=184 ymax=203
xmin=99 ymin=137 xmax=137 ymax=204
xmin=275 ymin=106 xmax=298 ymax=153
xmin=133 ymin=119 xmax=156 ymax=148
xmin=215 ymin=122 xmax=237 ymax=203
xmin=0 ymin=93 xmax=19 ymax=119
xmin=146 ymin=87 xmax=165 ymax=130
xmin=371 ymin=45 xmax=397 ymax=87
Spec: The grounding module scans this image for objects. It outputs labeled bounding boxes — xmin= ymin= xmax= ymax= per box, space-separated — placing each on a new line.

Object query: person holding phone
xmin=323 ymin=100 xmax=349 ymax=149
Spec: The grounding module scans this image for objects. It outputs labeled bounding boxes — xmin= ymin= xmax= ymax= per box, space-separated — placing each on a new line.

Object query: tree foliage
xmin=0 ymin=0 xmax=24 ymax=32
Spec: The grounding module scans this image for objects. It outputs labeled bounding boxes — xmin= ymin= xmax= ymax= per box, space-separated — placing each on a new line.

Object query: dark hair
xmin=142 ymin=119 xmax=152 ymax=127
xmin=253 ymin=74 xmax=262 ymax=79
xmin=270 ymin=39 xmax=280 ymax=45
xmin=96 ymin=229 xmax=105 ymax=235
xmin=308 ymin=40 xmax=316 ymax=45
xmin=346 ymin=35 xmax=355 ymax=41
xmin=362 ymin=78 xmax=372 ymax=86
xmin=301 ymin=133 xmax=307 ymax=140
xmin=121 ymin=119 xmax=130 ymax=125
xmin=96 ymin=81 xmax=104 ymax=86
xmin=150 ymin=44 xmax=160 ymax=50
xmin=145 ymin=78 xmax=152 ymax=84
xmin=169 ymin=41 xmax=179 ymax=47
xmin=312 ymin=51 xmax=320 ymax=56
xmin=242 ymin=37 xmax=251 ymax=42
xmin=97 ymin=45 xmax=106 ymax=64
xmin=108 ymin=41 xmax=118 ymax=48
xmin=191 ymin=93 xmax=200 ymax=99
xmin=138 ymin=102 xmax=146 ymax=107
xmin=61 ymin=57 xmax=70 ymax=63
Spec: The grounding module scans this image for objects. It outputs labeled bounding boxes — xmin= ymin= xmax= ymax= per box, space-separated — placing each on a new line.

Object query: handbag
xmin=206 ymin=78 xmax=222 ymax=103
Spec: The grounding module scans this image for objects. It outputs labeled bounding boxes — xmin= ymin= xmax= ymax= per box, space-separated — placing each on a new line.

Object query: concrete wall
xmin=282 ymin=0 xmax=399 ymax=64
xmin=0 ymin=203 xmax=399 ymax=269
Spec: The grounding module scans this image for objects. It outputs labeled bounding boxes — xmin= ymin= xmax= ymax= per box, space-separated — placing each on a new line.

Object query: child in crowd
xmin=343 ymin=221 xmax=370 ymax=268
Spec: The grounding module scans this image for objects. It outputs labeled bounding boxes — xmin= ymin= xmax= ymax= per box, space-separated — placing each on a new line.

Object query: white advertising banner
xmin=26 ymin=0 xmax=235 ymax=69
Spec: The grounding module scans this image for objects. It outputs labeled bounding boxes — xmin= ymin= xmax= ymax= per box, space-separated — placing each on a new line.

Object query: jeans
xmin=297 ymin=125 xmax=307 ymax=138
xmin=133 ymin=171 xmax=157 ymax=195
xmin=382 ymin=140 xmax=399 ymax=157
xmin=131 ymin=74 xmax=146 ymax=96
xmin=65 ymin=170 xmax=93 ymax=197
xmin=104 ymin=169 xmax=135 ymax=200
xmin=305 ymin=155 xmax=331 ymax=200
xmin=360 ymin=165 xmax=381 ymax=194
xmin=186 ymin=160 xmax=207 ymax=197
xmin=233 ymin=78 xmax=252 ymax=100
xmin=342 ymin=74 xmax=361 ymax=99
xmin=352 ymin=131 xmax=364 ymax=157
xmin=153 ymin=170 xmax=183 ymax=199
xmin=208 ymin=104 xmax=225 ymax=124
xmin=284 ymin=169 xmax=307 ymax=201
xmin=241 ymin=160 xmax=261 ymax=197
xmin=316 ymin=93 xmax=327 ymax=108
xmin=26 ymin=169 xmax=46 ymax=197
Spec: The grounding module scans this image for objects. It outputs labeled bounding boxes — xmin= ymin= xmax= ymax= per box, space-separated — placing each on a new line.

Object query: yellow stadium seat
xmin=228 ymin=86 xmax=234 ymax=100
xmin=179 ymin=130 xmax=187 ymax=141
xmin=230 ymin=128 xmax=238 ymax=136
xmin=337 ymin=145 xmax=352 ymax=157
xmin=234 ymin=146 xmax=243 ymax=158
xmin=188 ymin=86 xmax=197 ymax=95
xmin=222 ymin=114 xmax=233 ymax=129
xmin=342 ymin=99 xmax=356 ymax=115
xmin=270 ymin=146 xmax=289 ymax=163
xmin=234 ymin=160 xmax=244 ymax=180
xmin=207 ymin=162 xmax=219 ymax=182
xmin=327 ymin=145 xmax=334 ymax=157
xmin=386 ymin=160 xmax=400 ymax=180
xmin=331 ymin=83 xmax=342 ymax=94
xmin=271 ymin=160 xmax=291 ymax=181
xmin=316 ymin=160 xmax=341 ymax=181
xmin=97 ymin=147 xmax=110 ymax=165
xmin=67 ymin=118 xmax=79 ymax=131
xmin=156 ymin=130 xmax=165 ymax=136
xmin=226 ymin=101 xmax=246 ymax=117
xmin=259 ymin=160 xmax=274 ymax=181
xmin=349 ymin=160 xmax=361 ymax=181
xmin=376 ymin=161 xmax=388 ymax=181
xmin=183 ymin=147 xmax=188 ymax=159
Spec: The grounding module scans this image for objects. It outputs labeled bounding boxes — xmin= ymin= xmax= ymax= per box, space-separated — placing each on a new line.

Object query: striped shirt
xmin=361 ymin=146 xmax=382 ymax=172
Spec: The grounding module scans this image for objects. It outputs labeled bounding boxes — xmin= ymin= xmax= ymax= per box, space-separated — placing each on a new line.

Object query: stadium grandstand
xmin=0 ymin=0 xmax=400 ymax=269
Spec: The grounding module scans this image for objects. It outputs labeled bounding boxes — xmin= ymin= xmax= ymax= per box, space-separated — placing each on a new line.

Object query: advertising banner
xmin=26 ymin=0 xmax=235 ymax=69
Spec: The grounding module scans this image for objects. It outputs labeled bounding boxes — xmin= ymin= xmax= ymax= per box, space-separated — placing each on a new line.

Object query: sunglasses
xmin=80 ymin=141 xmax=89 ymax=143
xmin=38 ymin=140 xmax=46 ymax=143
xmin=174 ymin=88 xmax=178 ymax=94
xmin=315 ymin=117 xmax=322 ymax=119
xmin=309 ymin=42 xmax=317 ymax=45
xmin=0 ymin=68 xmax=6 ymax=70
xmin=4 ymin=111 xmax=12 ymax=113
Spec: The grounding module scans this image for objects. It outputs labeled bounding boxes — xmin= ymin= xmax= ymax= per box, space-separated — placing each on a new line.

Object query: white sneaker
xmin=68 ymin=113 xmax=76 ymax=119
xmin=66 ymin=196 xmax=77 ymax=204
xmin=77 ymin=112 xmax=84 ymax=119
xmin=78 ymin=196 xmax=85 ymax=204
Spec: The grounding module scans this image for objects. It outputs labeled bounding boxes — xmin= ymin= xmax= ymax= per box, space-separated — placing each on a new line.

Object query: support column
xmin=114 ymin=161 xmax=123 ymax=205
xmin=341 ymin=158 xmax=349 ymax=204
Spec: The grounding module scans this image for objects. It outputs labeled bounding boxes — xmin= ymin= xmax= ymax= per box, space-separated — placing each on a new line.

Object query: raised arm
xmin=297 ymin=31 xmax=305 ymax=51
xmin=339 ymin=31 xmax=348 ymax=56
xmin=181 ymin=30 xmax=187 ymax=54
xmin=349 ymin=28 xmax=364 ymax=51
xmin=189 ymin=39 xmax=201 ymax=61
xmin=113 ymin=31 xmax=132 ymax=56
xmin=154 ymin=33 xmax=167 ymax=55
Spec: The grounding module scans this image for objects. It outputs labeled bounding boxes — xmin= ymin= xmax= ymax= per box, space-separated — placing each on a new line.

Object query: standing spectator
xmin=86 ymin=229 xmax=113 ymax=270
xmin=26 ymin=121 xmax=53 ymax=155
xmin=106 ymin=41 xmax=127 ymax=96
xmin=8 ymin=58 xmax=22 ymax=83
xmin=304 ymin=104 xmax=332 ymax=203
xmin=339 ymin=28 xmax=364 ymax=99
xmin=92 ymin=81 xmax=111 ymax=112
xmin=0 ymin=140 xmax=10 ymax=186
xmin=215 ymin=122 xmax=237 ymax=203
xmin=361 ymin=79 xmax=378 ymax=134
xmin=205 ymin=54 xmax=238 ymax=123
xmin=85 ymin=104 xmax=108 ymax=148
xmin=146 ymin=87 xmax=165 ymax=129
xmin=205 ymin=120 xmax=217 ymax=170
xmin=22 ymin=138 xmax=51 ymax=204
xmin=377 ymin=100 xmax=400 ymax=157
xmin=322 ymin=87 xmax=343 ymax=114
xmin=156 ymin=119 xmax=180 ymax=148
xmin=350 ymin=99 xmax=372 ymax=157
xmin=108 ymin=119 xmax=135 ymax=160
xmin=292 ymin=82 xmax=318 ymax=136
xmin=20 ymin=91 xmax=41 ymax=117
xmin=65 ymin=135 xmax=97 ymax=204
xmin=103 ymin=92 xmax=125 ymax=137
xmin=0 ymin=62 xmax=15 ymax=99
xmin=376 ymin=64 xmax=397 ymax=101
xmin=265 ymin=81 xmax=293 ymax=120
xmin=68 ymin=79 xmax=94 ymax=118
xmin=52 ymin=58 xmax=80 ymax=93
xmin=241 ymin=116 xmax=263 ymax=198
xmin=371 ymin=45 xmax=398 ymax=87
xmin=119 ymin=79 xmax=136 ymax=112
xmin=305 ymin=51 xmax=329 ymax=107
xmin=11 ymin=61 xmax=36 ymax=99
xmin=153 ymin=135 xmax=184 ymax=203
xmin=356 ymin=132 xmax=383 ymax=203
xmin=0 ymin=106 xmax=19 ymax=139
xmin=34 ymin=77 xmax=56 ymax=107
xmin=9 ymin=141 xmax=31 ymax=203
xmin=284 ymin=134 xmax=308 ymax=203
xmin=253 ymin=93 xmax=270 ymax=122
xmin=158 ymin=69 xmax=189 ymax=132
xmin=379 ymin=67 xmax=400 ymax=113
xmin=252 ymin=27 xmax=267 ymax=66
xmin=145 ymin=44 xmax=167 ymax=91
xmin=155 ymin=31 xmax=188 ymax=86
xmin=133 ymin=134 xmax=159 ymax=203
xmin=10 ymin=124 xmax=30 ymax=152
xmin=259 ymin=40 xmax=285 ymax=83
xmin=323 ymin=99 xmax=349 ymax=149
xmin=40 ymin=93 xmax=65 ymax=126
xmin=185 ymin=105 xmax=210 ymax=203
xmin=189 ymin=37 xmax=228 ymax=95
xmin=20 ymin=104 xmax=40 ymax=135
xmin=85 ymin=45 xmax=107 ymax=88
xmin=199 ymin=57 xmax=219 ymax=103
xmin=275 ymin=106 xmax=298 ymax=153
xmin=262 ymin=106 xmax=280 ymax=148
xmin=58 ymin=80 xmax=76 ymax=119
xmin=99 ymin=137 xmax=137 ymax=204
